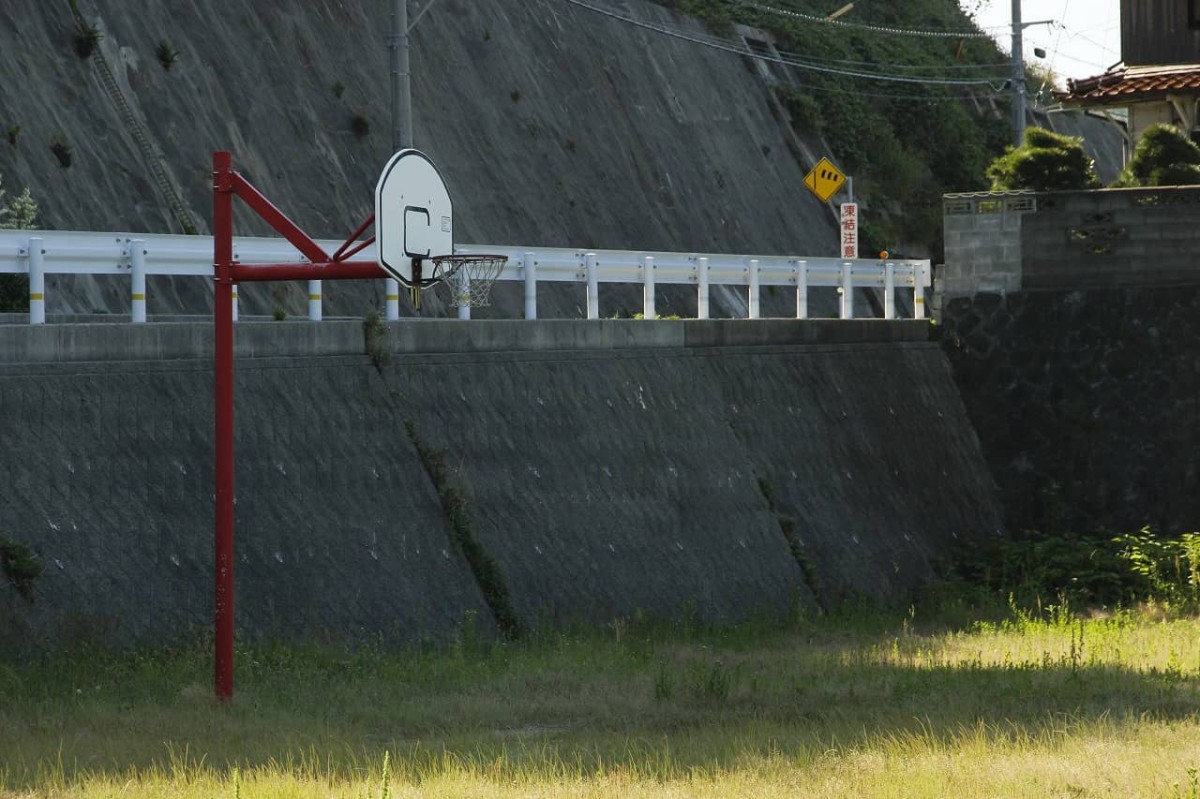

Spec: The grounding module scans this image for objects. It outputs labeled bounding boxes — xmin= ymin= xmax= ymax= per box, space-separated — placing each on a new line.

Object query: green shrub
xmin=941 ymin=525 xmax=1200 ymax=614
xmin=986 ymin=127 xmax=1099 ymax=191
xmin=1112 ymin=123 xmax=1200 ymax=187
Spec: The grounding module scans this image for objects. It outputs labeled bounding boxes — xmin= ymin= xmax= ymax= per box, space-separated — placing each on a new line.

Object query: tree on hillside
xmin=985 ymin=127 xmax=1100 ymax=192
xmin=0 ymin=173 xmax=37 ymax=230
xmin=0 ymin=172 xmax=38 ymax=311
xmin=1112 ymin=123 xmax=1200 ymax=187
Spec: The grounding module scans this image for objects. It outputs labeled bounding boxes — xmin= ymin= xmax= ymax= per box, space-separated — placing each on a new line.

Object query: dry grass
xmin=3 ymin=608 xmax=1200 ymax=798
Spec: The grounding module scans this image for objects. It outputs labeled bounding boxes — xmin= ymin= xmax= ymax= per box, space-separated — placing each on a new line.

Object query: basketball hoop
xmin=430 ymin=253 xmax=507 ymax=308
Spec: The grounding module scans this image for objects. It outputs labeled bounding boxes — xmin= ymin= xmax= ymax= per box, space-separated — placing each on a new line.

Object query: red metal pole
xmin=212 ymin=151 xmax=235 ymax=702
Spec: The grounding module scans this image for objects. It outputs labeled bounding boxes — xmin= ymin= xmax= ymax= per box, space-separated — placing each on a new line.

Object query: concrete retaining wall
xmin=0 ymin=320 xmax=1004 ymax=651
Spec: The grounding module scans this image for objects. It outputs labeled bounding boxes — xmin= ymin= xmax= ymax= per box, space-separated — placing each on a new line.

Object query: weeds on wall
xmin=757 ymin=477 xmax=825 ymax=611
xmin=405 ymin=420 xmax=523 ymax=641
xmin=0 ymin=535 xmax=44 ymax=601
xmin=362 ymin=311 xmax=390 ymax=373
xmin=350 ymin=113 xmax=370 ymax=140
xmin=72 ymin=22 xmax=101 ymax=59
xmin=49 ymin=136 xmax=73 ymax=168
xmin=154 ymin=41 xmax=178 ymax=71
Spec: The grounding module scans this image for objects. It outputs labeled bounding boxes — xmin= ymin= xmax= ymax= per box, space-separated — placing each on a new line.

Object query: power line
xmin=558 ymin=0 xmax=1006 ymax=90
xmin=737 ymin=0 xmax=996 ymax=39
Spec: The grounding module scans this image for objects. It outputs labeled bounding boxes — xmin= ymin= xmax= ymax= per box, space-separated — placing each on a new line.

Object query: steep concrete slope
xmin=0 ymin=0 xmax=838 ymax=318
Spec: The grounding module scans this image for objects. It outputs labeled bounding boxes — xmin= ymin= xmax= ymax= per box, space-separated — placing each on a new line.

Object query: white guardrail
xmin=0 ymin=230 xmax=930 ymax=323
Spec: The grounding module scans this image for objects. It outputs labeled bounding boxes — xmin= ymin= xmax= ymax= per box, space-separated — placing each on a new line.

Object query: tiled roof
xmin=1056 ymin=64 xmax=1200 ymax=105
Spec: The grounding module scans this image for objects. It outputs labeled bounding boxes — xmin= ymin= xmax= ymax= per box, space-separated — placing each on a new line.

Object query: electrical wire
xmin=737 ymin=0 xmax=996 ymax=39
xmin=557 ymin=0 xmax=1007 ymax=90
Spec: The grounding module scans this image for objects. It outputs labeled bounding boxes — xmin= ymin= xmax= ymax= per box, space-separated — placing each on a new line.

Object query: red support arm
xmin=332 ymin=214 xmax=376 ymax=261
xmin=231 ymin=173 xmax=331 ymax=265
xmin=229 ymin=261 xmax=386 ymax=283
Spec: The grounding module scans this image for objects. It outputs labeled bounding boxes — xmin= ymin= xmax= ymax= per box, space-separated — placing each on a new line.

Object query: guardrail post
xmin=523 ymin=252 xmax=537 ymax=320
xmin=795 ymin=260 xmax=808 ymax=319
xmin=840 ymin=261 xmax=854 ymax=320
xmin=131 ymin=239 xmax=147 ymax=323
xmin=231 ymin=286 xmax=239 ymax=322
xmin=27 ymin=237 xmax=44 ymax=325
xmin=913 ymin=263 xmax=927 ymax=320
xmin=585 ymin=252 xmax=599 ymax=320
xmin=456 ymin=269 xmax=471 ymax=321
xmin=642 ymin=255 xmax=656 ymax=319
xmin=884 ymin=262 xmax=895 ymax=320
xmin=386 ymin=278 xmax=400 ymax=321
xmin=748 ymin=258 xmax=760 ymax=319
xmin=308 ymin=280 xmax=322 ymax=321
xmin=697 ymin=257 xmax=710 ymax=320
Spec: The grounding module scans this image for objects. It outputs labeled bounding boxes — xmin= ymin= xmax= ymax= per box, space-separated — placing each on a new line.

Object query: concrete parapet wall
xmin=0 ymin=318 xmax=929 ymax=364
xmin=0 ymin=321 xmax=1001 ymax=651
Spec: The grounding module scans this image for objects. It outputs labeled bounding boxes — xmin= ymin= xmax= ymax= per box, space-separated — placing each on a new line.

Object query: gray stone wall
xmin=939 ymin=288 xmax=1200 ymax=535
xmin=0 ymin=320 xmax=1004 ymax=652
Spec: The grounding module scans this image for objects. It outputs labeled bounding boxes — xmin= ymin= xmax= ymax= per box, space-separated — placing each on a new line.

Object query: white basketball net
xmin=431 ymin=254 xmax=507 ymax=308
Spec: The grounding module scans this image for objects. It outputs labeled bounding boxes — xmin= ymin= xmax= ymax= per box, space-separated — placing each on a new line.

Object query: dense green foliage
xmin=939 ymin=525 xmax=1200 ymax=614
xmin=654 ymin=0 xmax=1012 ymax=257
xmin=1112 ymin=123 xmax=1200 ymax=187
xmin=985 ymin=126 xmax=1100 ymax=191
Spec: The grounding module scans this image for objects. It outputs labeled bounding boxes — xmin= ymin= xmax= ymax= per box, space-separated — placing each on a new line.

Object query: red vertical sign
xmin=840 ymin=203 xmax=858 ymax=259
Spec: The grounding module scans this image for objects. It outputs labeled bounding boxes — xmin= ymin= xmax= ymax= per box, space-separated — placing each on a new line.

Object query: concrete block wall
xmin=1024 ymin=189 xmax=1200 ymax=288
xmin=940 ymin=193 xmax=1037 ymax=300
xmin=941 ymin=187 xmax=1200 ymax=303
xmin=0 ymin=320 xmax=1004 ymax=652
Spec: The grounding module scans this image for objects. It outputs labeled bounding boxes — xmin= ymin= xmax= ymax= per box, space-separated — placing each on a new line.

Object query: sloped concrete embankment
xmin=0 ymin=320 xmax=1003 ymax=650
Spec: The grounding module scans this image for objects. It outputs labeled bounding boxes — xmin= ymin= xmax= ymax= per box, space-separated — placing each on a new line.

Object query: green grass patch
xmin=3 ymin=607 xmax=1200 ymax=797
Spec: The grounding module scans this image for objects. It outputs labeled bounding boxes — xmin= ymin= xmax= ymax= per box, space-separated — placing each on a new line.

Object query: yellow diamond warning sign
xmin=803 ymin=157 xmax=846 ymax=203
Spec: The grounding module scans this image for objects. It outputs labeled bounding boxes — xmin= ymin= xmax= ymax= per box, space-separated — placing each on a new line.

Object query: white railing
xmin=0 ymin=230 xmax=930 ymax=323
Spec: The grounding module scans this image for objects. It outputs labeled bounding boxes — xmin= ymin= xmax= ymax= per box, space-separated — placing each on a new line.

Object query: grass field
xmin=3 ymin=606 xmax=1200 ymax=798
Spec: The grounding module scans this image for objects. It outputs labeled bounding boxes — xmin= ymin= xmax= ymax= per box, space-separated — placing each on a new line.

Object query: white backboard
xmin=375 ymin=149 xmax=453 ymax=286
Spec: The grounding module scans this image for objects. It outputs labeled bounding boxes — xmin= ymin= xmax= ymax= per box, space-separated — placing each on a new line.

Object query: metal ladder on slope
xmin=71 ymin=8 xmax=199 ymax=235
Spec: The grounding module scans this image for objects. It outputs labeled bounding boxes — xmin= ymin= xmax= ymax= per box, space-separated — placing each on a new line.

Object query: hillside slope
xmin=0 ymin=0 xmax=1122 ymax=317
xmin=0 ymin=0 xmax=847 ymax=317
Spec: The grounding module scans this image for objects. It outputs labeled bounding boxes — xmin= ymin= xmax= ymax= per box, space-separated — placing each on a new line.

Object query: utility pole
xmin=390 ymin=0 xmax=413 ymax=150
xmin=1011 ymin=0 xmax=1025 ymax=148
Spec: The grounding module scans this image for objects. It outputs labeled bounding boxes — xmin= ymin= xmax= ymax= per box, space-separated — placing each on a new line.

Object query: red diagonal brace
xmin=231 ymin=172 xmax=330 ymax=264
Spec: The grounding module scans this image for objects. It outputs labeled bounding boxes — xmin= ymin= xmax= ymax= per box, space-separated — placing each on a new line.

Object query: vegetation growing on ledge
xmin=651 ymin=0 xmax=1013 ymax=258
